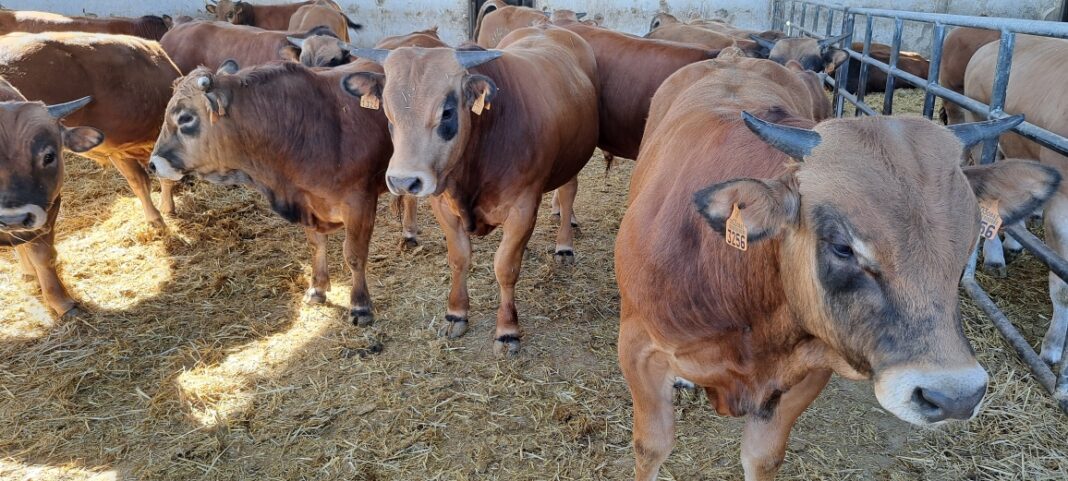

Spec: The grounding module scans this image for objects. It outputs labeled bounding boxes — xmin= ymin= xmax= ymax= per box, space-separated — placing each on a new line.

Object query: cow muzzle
xmin=0 ymin=204 xmax=47 ymax=231
xmin=385 ymin=169 xmax=437 ymax=197
xmin=874 ymin=364 xmax=988 ymax=426
xmin=148 ymin=155 xmax=187 ymax=181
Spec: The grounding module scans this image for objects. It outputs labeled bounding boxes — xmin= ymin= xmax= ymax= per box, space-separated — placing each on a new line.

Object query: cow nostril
xmin=21 ymin=213 xmax=35 ymax=228
xmin=147 ymin=161 xmax=157 ymax=174
xmin=912 ymin=385 xmax=985 ymax=422
xmin=407 ymin=177 xmax=423 ymax=194
xmin=388 ymin=176 xmax=423 ymax=195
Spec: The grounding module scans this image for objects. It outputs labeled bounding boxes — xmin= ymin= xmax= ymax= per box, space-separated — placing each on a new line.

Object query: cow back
xmin=161 ymin=21 xmax=294 ymax=73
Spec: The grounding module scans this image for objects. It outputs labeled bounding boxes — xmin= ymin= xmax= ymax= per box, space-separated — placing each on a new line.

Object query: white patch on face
xmin=0 ymin=204 xmax=48 ymax=230
xmin=149 ymin=155 xmax=186 ymax=181
xmin=873 ymin=365 xmax=988 ymax=426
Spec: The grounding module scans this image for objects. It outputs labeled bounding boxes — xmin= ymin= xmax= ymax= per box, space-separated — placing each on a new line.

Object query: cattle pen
xmin=1 ymin=2 xmax=1067 ymax=481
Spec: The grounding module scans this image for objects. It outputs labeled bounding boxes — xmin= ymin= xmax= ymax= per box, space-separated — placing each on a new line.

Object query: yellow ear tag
xmin=360 ymin=93 xmax=380 ymax=110
xmin=978 ymin=198 xmax=1002 ymax=240
xmin=725 ymin=203 xmax=748 ymax=251
xmin=471 ymin=88 xmax=488 ymax=115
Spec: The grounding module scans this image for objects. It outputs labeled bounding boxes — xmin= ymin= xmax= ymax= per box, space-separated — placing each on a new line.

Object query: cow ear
xmin=341 ymin=72 xmax=384 ymax=109
xmin=204 ymin=89 xmax=231 ymax=120
xmin=63 ymin=126 xmax=105 ymax=153
xmin=823 ymin=48 xmax=848 ymax=74
xmin=693 ymin=170 xmax=800 ymax=245
xmin=162 ymin=15 xmax=173 ymax=29
xmin=217 ymin=59 xmax=239 ymax=75
xmin=463 ymin=74 xmax=497 ymax=109
xmin=963 ymin=159 xmax=1061 ymax=225
xmin=205 ymin=3 xmax=216 ymax=14
xmin=279 ymin=45 xmax=301 ymax=62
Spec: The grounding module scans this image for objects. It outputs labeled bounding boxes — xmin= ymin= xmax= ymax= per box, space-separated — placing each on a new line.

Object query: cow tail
xmin=343 ymin=13 xmax=363 ymax=31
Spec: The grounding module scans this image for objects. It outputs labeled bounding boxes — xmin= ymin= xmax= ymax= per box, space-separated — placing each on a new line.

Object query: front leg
xmin=492 ymin=195 xmax=539 ymax=357
xmin=431 ymin=196 xmax=472 ymax=338
xmin=303 ymin=228 xmax=330 ymax=305
xmin=740 ymin=369 xmax=831 ymax=481
xmin=343 ymin=194 xmax=377 ymax=326
xmin=160 ymin=178 xmax=178 ymax=216
xmin=16 ymin=246 xmax=36 ymax=283
xmin=19 ymin=230 xmax=82 ymax=319
xmin=619 ymin=313 xmax=676 ymax=481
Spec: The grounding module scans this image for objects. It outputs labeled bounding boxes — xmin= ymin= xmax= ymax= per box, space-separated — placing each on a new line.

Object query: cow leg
xmin=18 ymin=231 xmax=82 ymax=319
xmin=16 ymin=246 xmax=36 ymax=283
xmin=981 ymin=235 xmax=1008 ymax=278
xmin=159 ymin=179 xmax=177 ymax=216
xmin=303 ymin=228 xmax=330 ymax=305
xmin=740 ymin=369 xmax=831 ymax=481
xmin=432 ymin=196 xmax=472 ymax=338
xmin=1041 ymin=194 xmax=1068 ymax=365
xmin=550 ymin=182 xmax=579 ymax=227
xmin=1003 ymin=221 xmax=1025 ymax=253
xmin=492 ymin=196 xmax=539 ymax=357
xmin=619 ymin=316 xmax=675 ymax=481
xmin=400 ymin=195 xmax=420 ymax=250
xmin=111 ymin=156 xmax=165 ymax=228
xmin=343 ymin=195 xmax=376 ymax=327
xmin=554 ymin=177 xmax=578 ymax=265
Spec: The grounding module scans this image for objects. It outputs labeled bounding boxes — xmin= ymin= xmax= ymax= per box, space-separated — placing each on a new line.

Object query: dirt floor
xmin=1 ymin=89 xmax=1066 ymax=480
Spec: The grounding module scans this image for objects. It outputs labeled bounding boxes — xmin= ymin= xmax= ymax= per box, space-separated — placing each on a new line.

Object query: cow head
xmin=286 ymin=33 xmax=350 ymax=68
xmin=649 ymin=12 xmax=679 ymax=32
xmin=342 ymin=46 xmax=502 ymax=197
xmin=550 ymin=9 xmax=586 ymax=25
xmin=751 ymin=33 xmax=849 ymax=73
xmin=206 ymin=0 xmax=252 ymax=25
xmin=0 ymin=95 xmax=102 ymax=235
xmin=694 ymin=113 xmax=1060 ymax=426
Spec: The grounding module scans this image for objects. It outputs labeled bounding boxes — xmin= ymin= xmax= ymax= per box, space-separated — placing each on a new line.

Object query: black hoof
xmin=399 ymin=236 xmax=419 ymax=251
xmin=494 ymin=334 xmax=521 ymax=358
xmin=61 ymin=305 xmax=88 ymax=321
xmin=554 ymin=249 xmax=575 ymax=265
xmin=347 ymin=307 xmax=374 ymax=327
xmin=982 ymin=262 xmax=1008 ymax=279
xmin=439 ymin=314 xmax=469 ymax=339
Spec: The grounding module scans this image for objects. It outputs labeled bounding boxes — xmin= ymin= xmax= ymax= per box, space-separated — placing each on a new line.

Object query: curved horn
xmin=818 ymin=32 xmax=850 ymax=48
xmin=576 ymin=12 xmax=587 ymax=19
xmin=456 ymin=49 xmax=503 ymax=69
xmin=741 ymin=111 xmax=821 ymax=160
xmin=948 ymin=114 xmax=1024 ymax=149
xmin=347 ymin=47 xmax=390 ymax=64
xmin=749 ymin=33 xmax=778 ymax=51
xmin=46 ymin=96 xmax=92 ymax=119
xmin=287 ymin=36 xmax=305 ymax=48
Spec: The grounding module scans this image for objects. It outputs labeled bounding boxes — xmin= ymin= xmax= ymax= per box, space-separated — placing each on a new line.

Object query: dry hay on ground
xmin=1 ymin=88 xmax=1066 ymax=480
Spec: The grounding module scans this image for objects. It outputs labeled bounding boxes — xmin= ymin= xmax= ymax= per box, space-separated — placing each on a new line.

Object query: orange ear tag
xmin=471 ymin=89 xmax=488 ymax=115
xmin=725 ymin=203 xmax=748 ymax=251
xmin=360 ymin=93 xmax=380 ymax=110
xmin=978 ymin=198 xmax=1002 ymax=240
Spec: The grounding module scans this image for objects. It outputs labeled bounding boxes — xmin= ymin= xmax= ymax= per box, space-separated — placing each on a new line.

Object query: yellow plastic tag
xmin=471 ymin=89 xmax=488 ymax=115
xmin=725 ymin=204 xmax=748 ymax=251
xmin=360 ymin=93 xmax=380 ymax=110
xmin=978 ymin=199 xmax=1002 ymax=240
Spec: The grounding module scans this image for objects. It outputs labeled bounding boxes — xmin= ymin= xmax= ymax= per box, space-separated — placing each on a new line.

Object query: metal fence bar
xmin=982 ymin=31 xmax=1016 ymax=165
xmin=855 ymin=14 xmax=874 ymax=116
xmin=882 ymin=17 xmax=904 ymax=115
xmin=922 ymin=23 xmax=947 ymax=120
xmin=833 ymin=11 xmax=855 ymax=117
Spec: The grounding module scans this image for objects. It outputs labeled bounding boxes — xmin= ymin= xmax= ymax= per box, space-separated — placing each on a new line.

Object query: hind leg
xmin=112 ymin=156 xmax=165 ymax=228
xmin=399 ymin=195 xmax=420 ymax=250
xmin=553 ymin=177 xmax=578 ymax=265
xmin=16 ymin=246 xmax=36 ymax=283
xmin=982 ymin=235 xmax=1008 ymax=278
xmin=303 ymin=228 xmax=330 ymax=304
xmin=160 ymin=179 xmax=177 ymax=216
xmin=1041 ymin=194 xmax=1068 ymax=365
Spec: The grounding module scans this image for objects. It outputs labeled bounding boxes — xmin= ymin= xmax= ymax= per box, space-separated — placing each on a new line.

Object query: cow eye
xmin=226 ymin=12 xmax=235 ymax=20
xmin=442 ymin=105 xmax=455 ymax=121
xmin=178 ymin=113 xmax=194 ymax=126
xmin=829 ymin=242 xmax=854 ymax=259
xmin=42 ymin=149 xmax=57 ymax=167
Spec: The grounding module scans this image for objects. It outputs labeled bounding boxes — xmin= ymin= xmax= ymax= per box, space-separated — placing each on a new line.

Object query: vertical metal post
xmin=981 ymin=30 xmax=1016 ymax=165
xmin=826 ymin=9 xmax=836 ymax=37
xmin=772 ymin=0 xmax=782 ymax=31
xmin=882 ymin=17 xmax=904 ymax=115
xmin=855 ymin=15 xmax=874 ymax=116
xmin=923 ymin=23 xmax=947 ymax=120
xmin=834 ymin=11 xmax=855 ymax=117
xmin=799 ymin=3 xmax=808 ymax=37
xmin=787 ymin=1 xmax=797 ymax=36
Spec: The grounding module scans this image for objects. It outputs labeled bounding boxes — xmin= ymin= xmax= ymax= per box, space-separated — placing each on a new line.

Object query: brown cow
xmin=966 ymin=35 xmax=1068 ymax=366
xmin=288 ymin=0 xmax=362 ymax=42
xmin=147 ymin=56 xmax=418 ymax=325
xmin=617 ymin=53 xmax=1060 ymax=481
xmin=343 ymin=24 xmax=599 ymax=355
xmin=841 ymin=42 xmax=931 ymax=94
xmin=474 ymin=4 xmax=550 ymax=48
xmin=0 ymin=32 xmax=182 ymax=228
xmin=286 ymin=26 xmax=446 ymax=69
xmin=160 ymin=21 xmax=337 ymax=73
xmin=206 ymin=0 xmax=344 ymax=30
xmin=0 ymin=78 xmax=104 ymax=318
xmin=0 ymin=10 xmax=171 ymax=40
xmin=749 ymin=33 xmax=850 ymax=72
xmin=939 ymin=27 xmax=999 ymax=126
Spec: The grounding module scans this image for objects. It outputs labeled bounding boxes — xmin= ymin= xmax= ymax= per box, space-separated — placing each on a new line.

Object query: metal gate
xmin=771 ymin=0 xmax=1068 ymax=413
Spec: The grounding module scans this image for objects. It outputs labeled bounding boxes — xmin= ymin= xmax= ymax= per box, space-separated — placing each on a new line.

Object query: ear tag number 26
xmin=978 ymin=199 xmax=1002 ymax=241
xmin=725 ymin=204 xmax=748 ymax=251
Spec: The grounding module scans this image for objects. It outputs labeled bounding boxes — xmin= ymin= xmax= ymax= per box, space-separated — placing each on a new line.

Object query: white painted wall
xmin=538 ymin=0 xmax=771 ymax=35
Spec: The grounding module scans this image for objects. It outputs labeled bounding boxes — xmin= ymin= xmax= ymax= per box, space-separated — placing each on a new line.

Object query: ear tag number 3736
xmin=725 ymin=204 xmax=748 ymax=251
xmin=978 ymin=198 xmax=1002 ymax=241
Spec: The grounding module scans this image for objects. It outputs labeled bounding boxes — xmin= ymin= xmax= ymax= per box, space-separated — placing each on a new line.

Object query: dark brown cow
xmin=343 ymin=24 xmax=599 ymax=356
xmin=617 ymin=53 xmax=1060 ymax=481
xmin=0 ymin=10 xmax=171 ymax=40
xmin=206 ymin=0 xmax=344 ymax=30
xmin=0 ymin=32 xmax=182 ymax=228
xmin=148 ymin=56 xmax=418 ymax=326
xmin=0 ymin=78 xmax=104 ymax=318
xmin=749 ymin=33 xmax=850 ymax=72
xmin=474 ymin=4 xmax=550 ymax=48
xmin=160 ymin=21 xmax=337 ymax=73
xmin=842 ymin=42 xmax=931 ymax=94
xmin=939 ymin=27 xmax=999 ymax=125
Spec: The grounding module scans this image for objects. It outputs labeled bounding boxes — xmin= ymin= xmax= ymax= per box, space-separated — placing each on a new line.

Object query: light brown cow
xmin=206 ymin=0 xmax=346 ymax=30
xmin=0 ymin=78 xmax=104 ymax=318
xmin=286 ymin=26 xmax=446 ymax=69
xmin=0 ymin=32 xmax=182 ymax=228
xmin=160 ymin=20 xmax=337 ymax=73
xmin=288 ymin=0 xmax=361 ymax=42
xmin=617 ymin=53 xmax=1060 ymax=481
xmin=939 ymin=27 xmax=999 ymax=126
xmin=966 ymin=35 xmax=1068 ymax=366
xmin=645 ymin=22 xmax=760 ymax=54
xmin=148 ymin=55 xmax=419 ymax=326
xmin=749 ymin=33 xmax=850 ymax=72
xmin=343 ymin=25 xmax=599 ymax=356
xmin=0 ymin=10 xmax=172 ymax=40
xmin=474 ymin=4 xmax=550 ymax=48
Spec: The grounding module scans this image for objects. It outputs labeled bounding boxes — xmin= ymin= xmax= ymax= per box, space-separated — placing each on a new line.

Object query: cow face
xmin=206 ymin=0 xmax=251 ymax=25
xmin=286 ymin=35 xmax=350 ymax=68
xmin=342 ymin=47 xmax=502 ymax=197
xmin=0 ymin=97 xmax=102 ymax=235
xmin=752 ymin=34 xmax=849 ymax=73
xmin=694 ymin=114 xmax=1060 ymax=426
xmin=649 ymin=12 xmax=679 ymax=32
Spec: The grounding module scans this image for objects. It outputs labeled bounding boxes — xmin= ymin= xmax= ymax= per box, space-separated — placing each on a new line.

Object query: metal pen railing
xmin=773 ymin=0 xmax=1068 ymax=414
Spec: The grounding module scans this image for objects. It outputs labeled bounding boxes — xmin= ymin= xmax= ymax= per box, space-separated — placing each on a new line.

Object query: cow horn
xmin=287 ymin=36 xmax=305 ymax=48
xmin=347 ymin=47 xmax=390 ymax=64
xmin=576 ymin=12 xmax=587 ymax=19
xmin=456 ymin=49 xmax=503 ymax=69
xmin=948 ymin=114 xmax=1024 ymax=149
xmin=749 ymin=33 xmax=778 ymax=51
xmin=540 ymin=11 xmax=550 ymax=17
xmin=46 ymin=96 xmax=92 ymax=119
xmin=818 ymin=32 xmax=850 ymax=48
xmin=741 ymin=111 xmax=821 ymax=160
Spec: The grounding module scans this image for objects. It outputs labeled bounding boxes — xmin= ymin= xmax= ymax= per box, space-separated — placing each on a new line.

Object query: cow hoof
xmin=61 ymin=305 xmax=88 ymax=320
xmin=303 ymin=288 xmax=326 ymax=305
xmin=554 ymin=249 xmax=576 ymax=265
xmin=1040 ymin=344 xmax=1063 ymax=367
xmin=398 ymin=236 xmax=419 ymax=251
xmin=148 ymin=218 xmax=167 ymax=230
xmin=21 ymin=273 xmax=36 ymax=284
xmin=439 ymin=314 xmax=469 ymax=339
xmin=982 ymin=262 xmax=1008 ymax=278
xmin=493 ymin=334 xmax=521 ymax=358
xmin=347 ymin=308 xmax=374 ymax=327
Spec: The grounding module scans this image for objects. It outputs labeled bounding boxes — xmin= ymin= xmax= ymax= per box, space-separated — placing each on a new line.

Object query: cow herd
xmin=0 ymin=2 xmax=1065 ymax=480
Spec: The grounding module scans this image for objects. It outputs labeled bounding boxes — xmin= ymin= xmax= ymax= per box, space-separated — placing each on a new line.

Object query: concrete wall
xmin=538 ymin=0 xmax=771 ymax=35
